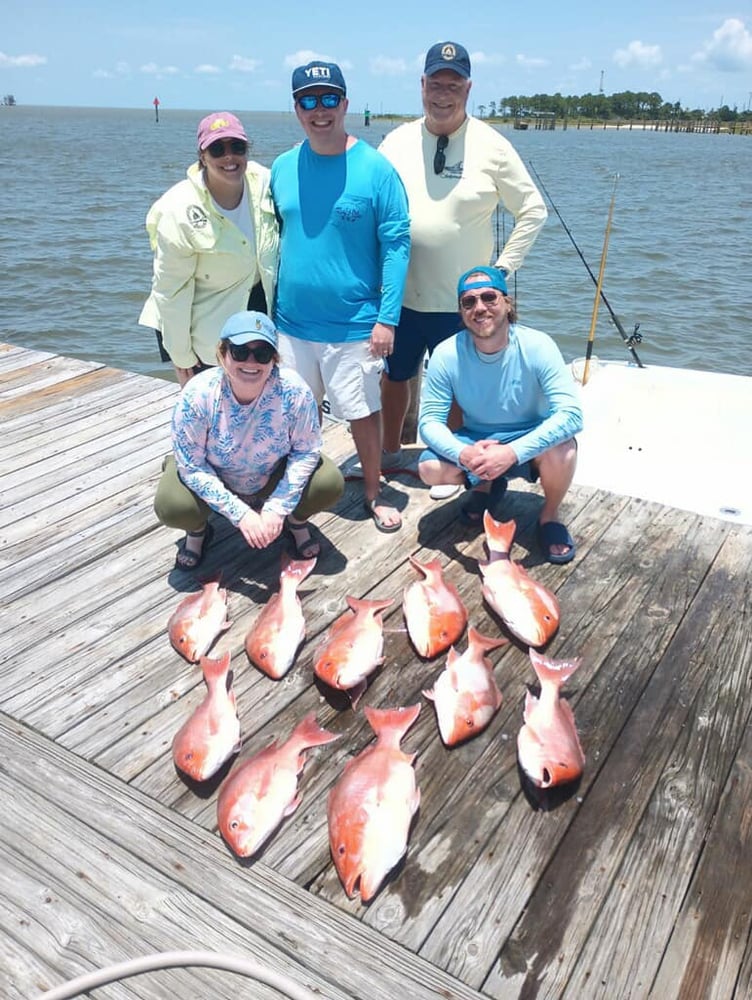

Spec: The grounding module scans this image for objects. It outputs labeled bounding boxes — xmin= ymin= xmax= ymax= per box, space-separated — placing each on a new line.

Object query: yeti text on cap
xmin=306 ymin=66 xmax=331 ymax=81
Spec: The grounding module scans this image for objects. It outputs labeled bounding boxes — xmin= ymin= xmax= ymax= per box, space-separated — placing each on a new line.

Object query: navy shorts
xmin=420 ymin=428 xmax=540 ymax=488
xmin=385 ymin=307 xmax=462 ymax=382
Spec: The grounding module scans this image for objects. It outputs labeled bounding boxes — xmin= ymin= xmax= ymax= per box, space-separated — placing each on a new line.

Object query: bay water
xmin=1 ymin=105 xmax=750 ymax=380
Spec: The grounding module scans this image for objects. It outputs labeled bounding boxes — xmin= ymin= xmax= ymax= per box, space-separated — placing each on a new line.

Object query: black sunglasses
xmin=206 ymin=139 xmax=249 ymax=158
xmin=434 ymin=134 xmax=449 ymax=175
xmin=227 ymin=342 xmax=276 ymax=364
xmin=296 ymin=93 xmax=343 ymax=111
xmin=459 ymin=290 xmax=501 ymax=310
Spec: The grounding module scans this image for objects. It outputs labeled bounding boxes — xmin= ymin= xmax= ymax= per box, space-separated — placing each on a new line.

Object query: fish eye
xmin=230 ymin=820 xmax=239 ymax=830
xmin=337 ymin=844 xmax=346 ymax=856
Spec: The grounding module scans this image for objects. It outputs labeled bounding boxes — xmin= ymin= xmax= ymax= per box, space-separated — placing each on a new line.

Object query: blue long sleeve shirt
xmin=419 ymin=324 xmax=583 ymax=466
xmin=271 ymin=138 xmax=410 ymax=342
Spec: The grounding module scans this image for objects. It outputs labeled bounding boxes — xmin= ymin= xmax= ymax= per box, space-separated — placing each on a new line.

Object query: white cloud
xmin=370 ymin=55 xmax=408 ymax=76
xmin=229 ymin=55 xmax=261 ymax=73
xmin=140 ymin=63 xmax=179 ymax=76
xmin=93 ymin=61 xmax=130 ymax=80
xmin=0 ymin=52 xmax=47 ymax=68
xmin=515 ymin=54 xmax=549 ymax=69
xmin=693 ymin=18 xmax=752 ymax=71
xmin=195 ymin=64 xmax=221 ymax=74
xmin=613 ymin=41 xmax=662 ymax=69
xmin=470 ymin=51 xmax=505 ymax=67
xmin=284 ymin=49 xmax=332 ymax=69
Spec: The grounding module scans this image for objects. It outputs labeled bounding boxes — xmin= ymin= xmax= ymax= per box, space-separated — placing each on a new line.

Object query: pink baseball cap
xmin=196 ymin=112 xmax=247 ymax=150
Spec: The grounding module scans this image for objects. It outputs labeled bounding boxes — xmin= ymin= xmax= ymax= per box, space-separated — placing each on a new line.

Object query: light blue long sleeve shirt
xmin=271 ymin=138 xmax=410 ymax=342
xmin=419 ymin=324 xmax=583 ymax=466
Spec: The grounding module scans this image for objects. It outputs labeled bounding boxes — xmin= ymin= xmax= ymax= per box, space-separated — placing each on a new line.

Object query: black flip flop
xmin=537 ymin=521 xmax=576 ymax=564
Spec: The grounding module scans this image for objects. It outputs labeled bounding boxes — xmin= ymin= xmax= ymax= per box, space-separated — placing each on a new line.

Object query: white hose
xmin=37 ymin=949 xmax=322 ymax=1000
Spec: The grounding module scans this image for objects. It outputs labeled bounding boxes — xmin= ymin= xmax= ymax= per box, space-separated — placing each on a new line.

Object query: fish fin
xmin=349 ymin=680 xmax=368 ymax=711
xmin=482 ymin=511 xmax=517 ymax=556
xmin=346 ymin=595 xmax=395 ymax=616
xmin=523 ymin=689 xmax=539 ymax=721
xmin=466 ymin=626 xmax=509 ymax=653
xmin=291 ymin=711 xmax=341 ymax=748
xmin=280 ymin=553 xmax=317 ymax=585
xmin=529 ymin=648 xmax=582 ymax=689
xmin=363 ymin=703 xmax=421 ymax=745
xmin=198 ymin=651 xmax=232 ymax=686
xmin=283 ymin=795 xmax=302 ymax=817
xmin=422 ymin=687 xmax=435 ymax=701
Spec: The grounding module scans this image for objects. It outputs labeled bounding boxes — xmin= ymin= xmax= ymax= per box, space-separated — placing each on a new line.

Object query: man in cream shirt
xmin=378 ymin=42 xmax=547 ymax=491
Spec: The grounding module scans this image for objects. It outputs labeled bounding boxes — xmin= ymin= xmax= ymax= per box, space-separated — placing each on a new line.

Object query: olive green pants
xmin=154 ymin=453 xmax=345 ymax=532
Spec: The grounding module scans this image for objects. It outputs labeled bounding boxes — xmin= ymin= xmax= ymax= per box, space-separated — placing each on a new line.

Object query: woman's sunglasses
xmin=296 ymin=93 xmax=343 ymax=111
xmin=459 ymin=290 xmax=501 ymax=311
xmin=206 ymin=139 xmax=249 ymax=159
xmin=227 ymin=342 xmax=275 ymax=364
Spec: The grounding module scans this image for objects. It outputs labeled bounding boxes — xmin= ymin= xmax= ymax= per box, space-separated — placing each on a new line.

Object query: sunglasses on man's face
xmin=459 ymin=290 xmax=501 ymax=311
xmin=296 ymin=93 xmax=343 ymax=111
xmin=206 ymin=139 xmax=249 ymax=158
xmin=227 ymin=342 xmax=275 ymax=364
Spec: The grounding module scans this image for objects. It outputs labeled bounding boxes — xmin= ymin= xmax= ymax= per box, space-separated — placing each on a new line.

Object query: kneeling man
xmin=418 ymin=266 xmax=583 ymax=563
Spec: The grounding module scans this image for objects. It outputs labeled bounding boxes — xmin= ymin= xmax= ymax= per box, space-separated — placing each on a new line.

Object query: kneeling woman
xmin=155 ymin=310 xmax=345 ymax=570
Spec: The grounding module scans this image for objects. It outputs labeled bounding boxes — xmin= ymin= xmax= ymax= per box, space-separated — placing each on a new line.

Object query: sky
xmin=2 ymin=2 xmax=752 ymax=115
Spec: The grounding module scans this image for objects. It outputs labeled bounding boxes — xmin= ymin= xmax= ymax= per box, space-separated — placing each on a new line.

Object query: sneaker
xmin=429 ymin=483 xmax=461 ymax=500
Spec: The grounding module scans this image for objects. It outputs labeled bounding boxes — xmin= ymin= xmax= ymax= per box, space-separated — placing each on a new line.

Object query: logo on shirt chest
xmin=186 ymin=204 xmax=209 ymax=229
xmin=436 ymin=159 xmax=464 ymax=179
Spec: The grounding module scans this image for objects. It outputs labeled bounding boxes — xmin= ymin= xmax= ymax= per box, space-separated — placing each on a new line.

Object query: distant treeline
xmin=476 ymin=92 xmax=752 ymax=123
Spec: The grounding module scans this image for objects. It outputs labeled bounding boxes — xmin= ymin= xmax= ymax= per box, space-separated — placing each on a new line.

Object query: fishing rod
xmin=583 ymin=175 xmax=618 ymax=385
xmin=528 ymin=160 xmax=644 ymax=368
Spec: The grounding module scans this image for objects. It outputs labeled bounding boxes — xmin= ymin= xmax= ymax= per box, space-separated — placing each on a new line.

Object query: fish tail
xmin=199 ymin=650 xmax=232 ymax=686
xmin=345 ymin=595 xmax=395 ymax=616
xmin=280 ymin=553 xmax=317 ymax=585
xmin=291 ymin=711 xmax=341 ymax=748
xmin=364 ymin=703 xmax=421 ymax=746
xmin=408 ymin=555 xmax=443 ymax=580
xmin=529 ymin=648 xmax=582 ymax=690
xmin=482 ymin=511 xmax=517 ymax=555
xmin=467 ymin=625 xmax=509 ymax=654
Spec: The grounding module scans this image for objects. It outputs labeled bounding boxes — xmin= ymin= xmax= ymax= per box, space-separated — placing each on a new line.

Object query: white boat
xmin=571 ymin=356 xmax=751 ymax=525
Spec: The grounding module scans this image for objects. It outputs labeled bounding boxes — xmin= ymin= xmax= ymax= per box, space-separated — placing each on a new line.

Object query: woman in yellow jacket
xmin=139 ymin=112 xmax=279 ymax=387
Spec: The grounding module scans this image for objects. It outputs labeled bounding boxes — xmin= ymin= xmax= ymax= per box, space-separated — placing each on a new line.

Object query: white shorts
xmin=276 ymin=334 xmax=384 ymax=421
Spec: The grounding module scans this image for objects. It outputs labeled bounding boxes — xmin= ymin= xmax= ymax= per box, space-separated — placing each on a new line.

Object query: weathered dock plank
xmin=0 ymin=712 xmax=484 ymax=1000
xmin=2 ymin=343 xmax=751 ymax=1000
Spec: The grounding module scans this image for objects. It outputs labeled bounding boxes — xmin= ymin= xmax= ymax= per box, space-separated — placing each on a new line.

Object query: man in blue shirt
xmin=418 ymin=266 xmax=583 ymax=563
xmin=271 ymin=61 xmax=410 ymax=532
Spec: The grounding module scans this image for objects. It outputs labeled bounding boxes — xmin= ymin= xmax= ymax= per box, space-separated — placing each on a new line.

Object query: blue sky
xmin=3 ymin=2 xmax=752 ymax=114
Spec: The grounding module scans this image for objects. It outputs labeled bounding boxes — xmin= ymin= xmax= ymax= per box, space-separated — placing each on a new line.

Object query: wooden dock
xmin=2 ymin=343 xmax=751 ymax=1000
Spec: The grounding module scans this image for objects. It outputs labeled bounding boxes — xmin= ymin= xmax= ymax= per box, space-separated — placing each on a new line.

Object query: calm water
xmin=1 ymin=106 xmax=751 ymax=380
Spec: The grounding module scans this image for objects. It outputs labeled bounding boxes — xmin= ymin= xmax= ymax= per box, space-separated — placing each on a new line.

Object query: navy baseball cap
xmin=457 ymin=266 xmax=508 ymax=297
xmin=219 ymin=311 xmax=278 ymax=348
xmin=424 ymin=42 xmax=471 ymax=79
xmin=292 ymin=61 xmax=347 ymax=96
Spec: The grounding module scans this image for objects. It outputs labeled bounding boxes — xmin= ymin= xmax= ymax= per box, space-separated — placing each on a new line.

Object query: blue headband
xmin=457 ymin=266 xmax=508 ymax=298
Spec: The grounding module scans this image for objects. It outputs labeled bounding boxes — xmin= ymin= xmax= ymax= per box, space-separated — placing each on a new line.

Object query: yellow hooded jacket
xmin=139 ymin=160 xmax=279 ymax=369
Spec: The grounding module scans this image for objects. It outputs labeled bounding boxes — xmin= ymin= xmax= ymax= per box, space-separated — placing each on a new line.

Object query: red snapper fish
xmin=171 ymin=651 xmax=241 ymax=782
xmin=479 ymin=512 xmax=560 ymax=648
xmin=217 ymin=712 xmax=340 ymax=858
xmin=245 ymin=554 xmax=317 ymax=679
xmin=328 ymin=703 xmax=421 ymax=902
xmin=423 ymin=626 xmax=508 ymax=746
xmin=517 ymin=648 xmax=585 ymax=788
xmin=402 ymin=554 xmax=468 ymax=658
xmin=168 ymin=580 xmax=231 ymax=663
xmin=313 ymin=596 xmax=394 ymax=707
